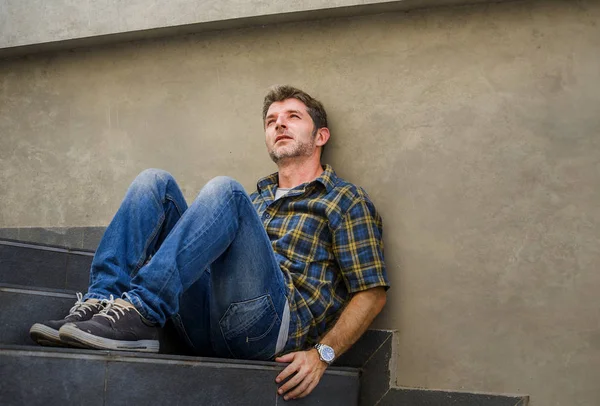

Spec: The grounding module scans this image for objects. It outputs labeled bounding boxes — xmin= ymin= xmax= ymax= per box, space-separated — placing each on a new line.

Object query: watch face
xmin=321 ymin=346 xmax=335 ymax=362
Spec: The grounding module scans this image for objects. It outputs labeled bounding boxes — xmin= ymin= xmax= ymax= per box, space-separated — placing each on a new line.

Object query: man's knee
xmin=132 ymin=168 xmax=175 ymax=190
xmin=202 ymin=176 xmax=244 ymax=197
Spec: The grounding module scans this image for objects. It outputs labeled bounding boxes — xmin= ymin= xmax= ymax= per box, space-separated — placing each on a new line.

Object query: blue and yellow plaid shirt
xmin=250 ymin=164 xmax=389 ymax=352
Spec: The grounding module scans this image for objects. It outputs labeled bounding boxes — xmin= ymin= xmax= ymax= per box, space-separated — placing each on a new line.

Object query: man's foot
xmin=58 ymin=297 xmax=160 ymax=353
xmin=29 ymin=292 xmax=104 ymax=347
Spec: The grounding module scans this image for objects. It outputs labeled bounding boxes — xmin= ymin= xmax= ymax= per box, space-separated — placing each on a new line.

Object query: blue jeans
xmin=84 ymin=169 xmax=291 ymax=360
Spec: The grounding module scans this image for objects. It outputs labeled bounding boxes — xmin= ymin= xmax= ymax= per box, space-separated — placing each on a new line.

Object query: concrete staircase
xmin=0 ymin=236 xmax=530 ymax=405
xmin=0 ymin=239 xmax=361 ymax=405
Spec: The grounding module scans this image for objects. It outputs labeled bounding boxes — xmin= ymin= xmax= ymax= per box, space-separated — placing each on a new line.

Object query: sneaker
xmin=29 ymin=292 xmax=104 ymax=347
xmin=59 ymin=296 xmax=160 ymax=353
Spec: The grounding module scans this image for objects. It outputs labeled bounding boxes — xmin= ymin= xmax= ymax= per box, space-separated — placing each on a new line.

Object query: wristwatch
xmin=314 ymin=343 xmax=335 ymax=365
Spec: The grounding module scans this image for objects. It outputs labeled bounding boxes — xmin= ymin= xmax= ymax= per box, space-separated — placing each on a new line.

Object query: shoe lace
xmin=97 ymin=295 xmax=131 ymax=323
xmin=68 ymin=292 xmax=100 ymax=318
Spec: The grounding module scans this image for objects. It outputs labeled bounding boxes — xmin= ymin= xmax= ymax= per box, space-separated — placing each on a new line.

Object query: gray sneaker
xmin=59 ymin=297 xmax=160 ymax=353
xmin=30 ymin=292 xmax=104 ymax=347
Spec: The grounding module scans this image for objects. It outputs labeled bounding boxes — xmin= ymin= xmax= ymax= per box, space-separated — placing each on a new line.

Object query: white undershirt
xmin=274 ymin=187 xmax=291 ymax=200
xmin=272 ymin=186 xmax=291 ymax=355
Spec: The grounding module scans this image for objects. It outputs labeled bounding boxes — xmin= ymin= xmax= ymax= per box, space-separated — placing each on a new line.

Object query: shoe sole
xmin=29 ymin=323 xmax=66 ymax=347
xmin=59 ymin=323 xmax=160 ymax=353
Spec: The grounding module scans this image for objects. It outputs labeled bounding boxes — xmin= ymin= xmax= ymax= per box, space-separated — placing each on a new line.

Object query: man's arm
xmin=275 ymin=286 xmax=387 ymax=400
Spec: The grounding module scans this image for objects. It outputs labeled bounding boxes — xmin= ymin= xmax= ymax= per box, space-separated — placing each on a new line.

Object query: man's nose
xmin=275 ymin=117 xmax=287 ymax=130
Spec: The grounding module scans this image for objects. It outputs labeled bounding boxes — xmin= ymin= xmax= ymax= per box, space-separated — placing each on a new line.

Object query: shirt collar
xmin=256 ymin=164 xmax=338 ymax=194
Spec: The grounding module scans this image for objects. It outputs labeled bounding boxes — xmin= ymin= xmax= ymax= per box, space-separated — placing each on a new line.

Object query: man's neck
xmin=276 ymin=159 xmax=324 ymax=189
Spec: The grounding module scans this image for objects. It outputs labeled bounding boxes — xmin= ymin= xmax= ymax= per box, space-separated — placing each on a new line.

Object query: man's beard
xmin=268 ymin=127 xmax=318 ymax=164
xmin=268 ymin=137 xmax=315 ymax=163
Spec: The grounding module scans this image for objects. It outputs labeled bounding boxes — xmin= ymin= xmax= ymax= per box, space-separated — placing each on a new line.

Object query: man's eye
xmin=266 ymin=120 xmax=274 ymax=126
xmin=291 ymin=114 xmax=299 ymax=118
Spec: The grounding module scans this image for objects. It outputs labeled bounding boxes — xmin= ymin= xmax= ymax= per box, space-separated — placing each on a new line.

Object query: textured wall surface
xmin=0 ymin=0 xmax=510 ymax=52
xmin=1 ymin=1 xmax=600 ymax=405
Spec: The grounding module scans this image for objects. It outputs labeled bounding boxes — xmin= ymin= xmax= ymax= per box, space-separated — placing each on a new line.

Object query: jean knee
xmin=132 ymin=168 xmax=175 ymax=191
xmin=202 ymin=176 xmax=244 ymax=198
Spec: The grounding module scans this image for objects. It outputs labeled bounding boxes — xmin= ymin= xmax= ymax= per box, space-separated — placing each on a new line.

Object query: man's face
xmin=264 ymin=98 xmax=317 ymax=164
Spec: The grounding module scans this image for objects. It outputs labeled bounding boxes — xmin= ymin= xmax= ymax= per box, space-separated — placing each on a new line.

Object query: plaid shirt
xmin=250 ymin=164 xmax=389 ymax=352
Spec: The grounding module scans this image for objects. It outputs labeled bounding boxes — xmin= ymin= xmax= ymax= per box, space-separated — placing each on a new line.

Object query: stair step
xmin=0 ymin=345 xmax=360 ymax=405
xmin=0 ymin=284 xmax=195 ymax=354
xmin=0 ymin=284 xmax=77 ymax=346
xmin=0 ymin=240 xmax=91 ymax=291
xmin=0 ymin=238 xmax=364 ymax=405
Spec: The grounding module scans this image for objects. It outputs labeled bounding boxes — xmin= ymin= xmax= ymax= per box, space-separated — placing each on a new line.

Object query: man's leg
xmin=176 ymin=177 xmax=291 ymax=360
xmin=30 ymin=169 xmax=187 ymax=347
xmin=85 ymin=168 xmax=188 ymax=301
xmin=60 ymin=176 xmax=290 ymax=358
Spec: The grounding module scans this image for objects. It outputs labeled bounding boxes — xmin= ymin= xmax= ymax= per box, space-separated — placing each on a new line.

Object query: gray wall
xmin=1 ymin=1 xmax=599 ymax=405
xmin=0 ymin=0 xmax=510 ymax=53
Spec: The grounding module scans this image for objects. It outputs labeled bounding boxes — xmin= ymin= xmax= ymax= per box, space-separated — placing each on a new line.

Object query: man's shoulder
xmin=328 ymin=174 xmax=373 ymax=207
xmin=322 ymin=175 xmax=378 ymax=228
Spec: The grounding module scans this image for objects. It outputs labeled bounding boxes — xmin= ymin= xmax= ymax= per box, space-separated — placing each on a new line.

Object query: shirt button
xmin=263 ymin=213 xmax=271 ymax=220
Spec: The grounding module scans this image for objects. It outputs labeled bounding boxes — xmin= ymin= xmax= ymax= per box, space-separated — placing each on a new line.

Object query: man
xmin=29 ymin=85 xmax=389 ymax=400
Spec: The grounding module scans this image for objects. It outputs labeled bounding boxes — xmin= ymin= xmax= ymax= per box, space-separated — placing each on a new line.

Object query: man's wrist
xmin=314 ymin=343 xmax=335 ymax=365
xmin=310 ymin=348 xmax=329 ymax=367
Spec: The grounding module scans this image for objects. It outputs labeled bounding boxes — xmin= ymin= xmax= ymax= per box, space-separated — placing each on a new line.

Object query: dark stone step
xmin=0 ymin=238 xmax=395 ymax=404
xmin=377 ymin=387 xmax=528 ymax=406
xmin=0 ymin=284 xmax=77 ymax=347
xmin=0 ymin=345 xmax=360 ymax=406
xmin=0 ymin=284 xmax=194 ymax=354
xmin=0 ymin=240 xmax=92 ymax=291
xmin=0 ymin=227 xmax=106 ymax=251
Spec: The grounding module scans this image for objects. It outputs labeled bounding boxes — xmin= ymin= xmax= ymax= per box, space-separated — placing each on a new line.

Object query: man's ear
xmin=315 ymin=127 xmax=331 ymax=147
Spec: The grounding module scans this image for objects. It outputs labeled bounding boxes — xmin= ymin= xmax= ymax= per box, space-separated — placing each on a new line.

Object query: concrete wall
xmin=0 ymin=0 xmax=509 ymax=56
xmin=1 ymin=0 xmax=599 ymax=405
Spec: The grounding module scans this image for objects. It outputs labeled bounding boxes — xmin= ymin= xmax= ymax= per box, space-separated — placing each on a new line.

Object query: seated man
xmin=29 ymin=85 xmax=389 ymax=400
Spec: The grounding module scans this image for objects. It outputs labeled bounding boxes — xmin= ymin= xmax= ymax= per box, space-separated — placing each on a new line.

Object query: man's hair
xmin=262 ymin=85 xmax=328 ymax=131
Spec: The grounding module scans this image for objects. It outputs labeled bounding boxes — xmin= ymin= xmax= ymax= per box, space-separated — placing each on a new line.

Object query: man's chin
xmin=269 ymin=153 xmax=287 ymax=164
xmin=269 ymin=148 xmax=292 ymax=163
xmin=269 ymin=152 xmax=296 ymax=164
xmin=268 ymin=146 xmax=311 ymax=164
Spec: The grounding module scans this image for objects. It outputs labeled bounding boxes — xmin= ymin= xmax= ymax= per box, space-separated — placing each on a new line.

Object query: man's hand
xmin=274 ymin=288 xmax=386 ymax=401
xmin=275 ymin=349 xmax=327 ymax=400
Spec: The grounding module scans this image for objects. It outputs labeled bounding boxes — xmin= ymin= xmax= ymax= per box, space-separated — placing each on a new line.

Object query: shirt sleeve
xmin=332 ymin=197 xmax=390 ymax=293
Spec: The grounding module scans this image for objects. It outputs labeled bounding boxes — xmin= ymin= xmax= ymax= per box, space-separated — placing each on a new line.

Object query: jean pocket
xmin=219 ymin=294 xmax=281 ymax=360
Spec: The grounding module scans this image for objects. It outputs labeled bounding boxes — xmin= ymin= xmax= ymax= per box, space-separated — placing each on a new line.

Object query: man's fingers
xmin=283 ymin=375 xmax=312 ymax=400
xmin=295 ymin=378 xmax=320 ymax=399
xmin=276 ymin=349 xmax=325 ymax=399
xmin=275 ymin=362 xmax=298 ymax=384
xmin=278 ymin=367 xmax=306 ymax=394
xmin=275 ymin=352 xmax=296 ymax=363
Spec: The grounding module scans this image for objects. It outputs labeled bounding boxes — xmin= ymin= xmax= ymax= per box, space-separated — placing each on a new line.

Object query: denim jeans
xmin=84 ymin=169 xmax=290 ymax=360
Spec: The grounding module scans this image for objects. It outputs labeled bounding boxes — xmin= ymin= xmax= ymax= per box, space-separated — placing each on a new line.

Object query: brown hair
xmin=262 ymin=85 xmax=328 ymax=131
